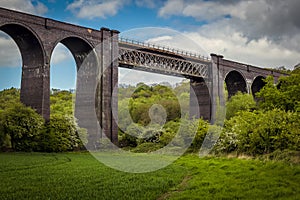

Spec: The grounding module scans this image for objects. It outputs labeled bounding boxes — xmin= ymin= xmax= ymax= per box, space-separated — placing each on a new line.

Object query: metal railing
xmin=119 ymin=37 xmax=210 ymax=62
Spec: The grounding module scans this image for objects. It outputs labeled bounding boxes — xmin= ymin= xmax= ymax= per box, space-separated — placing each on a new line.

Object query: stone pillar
xmin=101 ymin=28 xmax=119 ymax=145
xmin=190 ymin=77 xmax=211 ymax=121
xmin=110 ymin=30 xmax=119 ymax=145
xmin=210 ymin=54 xmax=225 ymax=124
xmin=21 ymin=64 xmax=50 ymax=121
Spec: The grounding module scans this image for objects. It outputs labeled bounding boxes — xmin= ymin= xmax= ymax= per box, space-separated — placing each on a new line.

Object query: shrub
xmin=40 ymin=114 xmax=85 ymax=152
xmin=0 ymin=102 xmax=44 ymax=151
xmin=138 ymin=124 xmax=163 ymax=144
xmin=220 ymin=109 xmax=300 ymax=155
xmin=225 ymin=92 xmax=256 ymax=119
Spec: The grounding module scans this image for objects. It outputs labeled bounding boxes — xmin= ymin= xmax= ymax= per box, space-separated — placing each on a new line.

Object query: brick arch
xmin=251 ymin=75 xmax=266 ymax=99
xmin=50 ymin=36 xmax=95 ymax=71
xmin=0 ymin=22 xmax=48 ymax=119
xmin=224 ymin=70 xmax=247 ymax=98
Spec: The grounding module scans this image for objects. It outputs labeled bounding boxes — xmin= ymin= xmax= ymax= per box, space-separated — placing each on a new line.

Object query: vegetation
xmin=0 ymin=68 xmax=299 ymax=158
xmin=214 ymin=69 xmax=300 ymax=156
xmin=0 ymin=68 xmax=299 ymax=199
xmin=0 ymin=88 xmax=85 ymax=152
xmin=118 ymin=81 xmax=195 ymax=151
xmin=0 ymin=153 xmax=299 ymax=199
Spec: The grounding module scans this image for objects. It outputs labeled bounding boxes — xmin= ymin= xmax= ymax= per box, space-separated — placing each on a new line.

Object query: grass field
xmin=0 ymin=152 xmax=299 ymax=200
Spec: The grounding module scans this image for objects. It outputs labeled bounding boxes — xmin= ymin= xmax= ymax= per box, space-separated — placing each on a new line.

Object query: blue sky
xmin=0 ymin=0 xmax=300 ymax=90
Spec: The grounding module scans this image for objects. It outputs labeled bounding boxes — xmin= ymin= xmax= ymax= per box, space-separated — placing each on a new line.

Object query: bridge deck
xmin=118 ymin=41 xmax=211 ymax=79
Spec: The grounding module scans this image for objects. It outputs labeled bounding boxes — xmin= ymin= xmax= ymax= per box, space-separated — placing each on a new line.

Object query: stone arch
xmin=0 ymin=22 xmax=48 ymax=119
xmin=251 ymin=76 xmax=266 ymax=99
xmin=50 ymin=36 xmax=95 ymax=71
xmin=225 ymin=70 xmax=247 ymax=99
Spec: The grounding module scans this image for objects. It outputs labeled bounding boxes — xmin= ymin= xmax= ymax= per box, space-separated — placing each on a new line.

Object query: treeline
xmin=118 ymin=70 xmax=300 ymax=157
xmin=0 ymin=89 xmax=86 ymax=152
xmin=0 ymin=68 xmax=299 ymax=156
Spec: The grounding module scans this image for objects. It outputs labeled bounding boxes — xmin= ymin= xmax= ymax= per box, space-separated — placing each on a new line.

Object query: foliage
xmin=0 ymin=88 xmax=87 ymax=152
xmin=118 ymin=81 xmax=195 ymax=151
xmin=188 ymin=119 xmax=209 ymax=152
xmin=225 ymin=92 xmax=256 ymax=119
xmin=50 ymin=90 xmax=74 ymax=116
xmin=218 ymin=109 xmax=300 ymax=155
xmin=118 ymin=82 xmax=188 ymax=126
xmin=41 ymin=114 xmax=86 ymax=152
xmin=0 ymin=102 xmax=44 ymax=151
xmin=257 ymin=73 xmax=300 ymax=111
xmin=0 ymin=87 xmax=20 ymax=110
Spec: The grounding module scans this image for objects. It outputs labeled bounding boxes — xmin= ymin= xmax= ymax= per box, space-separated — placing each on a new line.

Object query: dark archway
xmin=251 ymin=76 xmax=266 ymax=99
xmin=0 ymin=23 xmax=48 ymax=119
xmin=225 ymin=70 xmax=247 ymax=99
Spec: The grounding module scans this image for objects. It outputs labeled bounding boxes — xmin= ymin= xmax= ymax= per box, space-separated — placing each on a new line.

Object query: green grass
xmin=0 ymin=152 xmax=299 ymax=200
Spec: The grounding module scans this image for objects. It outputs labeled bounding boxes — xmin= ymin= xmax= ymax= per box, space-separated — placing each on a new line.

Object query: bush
xmin=225 ymin=92 xmax=256 ymax=119
xmin=119 ymin=123 xmax=144 ymax=147
xmin=219 ymin=109 xmax=300 ymax=155
xmin=138 ymin=124 xmax=163 ymax=144
xmin=190 ymin=119 xmax=209 ymax=151
xmin=0 ymin=102 xmax=44 ymax=151
xmin=40 ymin=114 xmax=86 ymax=152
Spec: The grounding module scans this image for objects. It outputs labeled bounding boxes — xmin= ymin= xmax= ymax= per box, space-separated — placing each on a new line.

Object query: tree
xmin=219 ymin=109 xmax=300 ymax=155
xmin=257 ymin=72 xmax=300 ymax=112
xmin=0 ymin=88 xmax=20 ymax=110
xmin=0 ymin=102 xmax=44 ymax=151
xmin=41 ymin=114 xmax=86 ymax=152
xmin=50 ymin=90 xmax=74 ymax=116
xmin=225 ymin=92 xmax=256 ymax=119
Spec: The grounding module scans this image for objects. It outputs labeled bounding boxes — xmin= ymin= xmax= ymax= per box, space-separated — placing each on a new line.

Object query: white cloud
xmin=146 ymin=35 xmax=173 ymax=43
xmin=158 ymin=0 xmax=185 ymax=18
xmin=185 ymin=29 xmax=300 ymax=69
xmin=0 ymin=34 xmax=21 ymax=67
xmin=50 ymin=43 xmax=73 ymax=65
xmin=135 ymin=0 xmax=157 ymax=8
xmin=0 ymin=0 xmax=48 ymax=15
xmin=67 ymin=0 xmax=129 ymax=19
xmin=157 ymin=0 xmax=300 ymax=69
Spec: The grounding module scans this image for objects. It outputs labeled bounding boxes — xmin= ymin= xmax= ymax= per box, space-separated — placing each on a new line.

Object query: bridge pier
xmin=100 ymin=28 xmax=119 ymax=145
xmin=190 ymin=78 xmax=211 ymax=121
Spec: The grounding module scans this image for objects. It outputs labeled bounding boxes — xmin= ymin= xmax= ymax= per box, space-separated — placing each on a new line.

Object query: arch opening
xmin=251 ymin=76 xmax=266 ymax=100
xmin=225 ymin=70 xmax=247 ymax=99
xmin=49 ymin=37 xmax=94 ymax=117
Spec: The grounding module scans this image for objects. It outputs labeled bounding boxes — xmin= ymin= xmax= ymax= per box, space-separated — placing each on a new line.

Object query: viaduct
xmin=0 ymin=7 xmax=284 ymax=148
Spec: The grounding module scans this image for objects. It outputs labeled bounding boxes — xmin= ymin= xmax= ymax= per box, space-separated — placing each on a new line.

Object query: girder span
xmin=118 ymin=45 xmax=209 ymax=78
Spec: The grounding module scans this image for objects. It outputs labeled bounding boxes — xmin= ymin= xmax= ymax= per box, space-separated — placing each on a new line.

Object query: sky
xmin=0 ymin=0 xmax=300 ymax=90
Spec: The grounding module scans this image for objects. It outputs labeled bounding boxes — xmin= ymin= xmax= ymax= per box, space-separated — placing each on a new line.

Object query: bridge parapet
xmin=119 ymin=37 xmax=210 ymax=61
